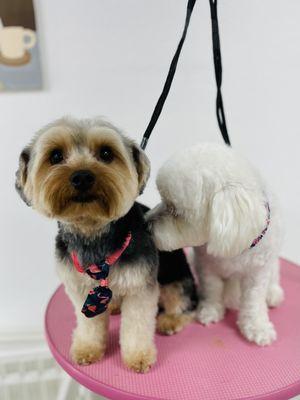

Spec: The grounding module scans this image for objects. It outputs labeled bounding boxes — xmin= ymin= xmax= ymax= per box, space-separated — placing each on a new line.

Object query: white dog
xmin=147 ymin=143 xmax=284 ymax=346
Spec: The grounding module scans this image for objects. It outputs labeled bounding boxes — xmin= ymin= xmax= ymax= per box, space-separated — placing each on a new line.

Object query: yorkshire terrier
xmin=15 ymin=117 xmax=197 ymax=373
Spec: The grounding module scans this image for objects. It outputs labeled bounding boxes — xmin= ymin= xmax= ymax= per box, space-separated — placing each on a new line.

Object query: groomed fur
xmin=16 ymin=117 xmax=196 ymax=372
xmin=56 ymin=202 xmax=159 ymax=372
xmin=147 ymin=143 xmax=284 ymax=346
xmin=15 ymin=117 xmax=158 ymax=372
xmin=16 ymin=117 xmax=149 ymax=230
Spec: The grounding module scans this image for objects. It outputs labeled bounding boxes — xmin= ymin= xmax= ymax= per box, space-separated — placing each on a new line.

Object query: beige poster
xmin=0 ymin=0 xmax=42 ymax=91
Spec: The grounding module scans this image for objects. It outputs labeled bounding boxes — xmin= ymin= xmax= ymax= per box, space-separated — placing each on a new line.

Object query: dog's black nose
xmin=70 ymin=170 xmax=95 ymax=192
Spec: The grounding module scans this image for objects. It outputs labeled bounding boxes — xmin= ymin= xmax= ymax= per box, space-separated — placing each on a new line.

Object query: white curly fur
xmin=147 ymin=143 xmax=284 ymax=346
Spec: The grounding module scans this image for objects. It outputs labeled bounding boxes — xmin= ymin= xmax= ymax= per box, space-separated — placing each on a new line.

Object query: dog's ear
xmin=131 ymin=144 xmax=151 ymax=194
xmin=207 ymin=186 xmax=266 ymax=258
xmin=15 ymin=147 xmax=31 ymax=206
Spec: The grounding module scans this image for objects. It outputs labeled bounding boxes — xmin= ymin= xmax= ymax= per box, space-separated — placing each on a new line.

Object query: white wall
xmin=0 ymin=0 xmax=299 ymax=332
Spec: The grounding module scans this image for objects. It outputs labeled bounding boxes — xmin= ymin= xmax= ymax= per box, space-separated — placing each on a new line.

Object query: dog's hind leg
xmin=157 ymin=282 xmax=195 ymax=335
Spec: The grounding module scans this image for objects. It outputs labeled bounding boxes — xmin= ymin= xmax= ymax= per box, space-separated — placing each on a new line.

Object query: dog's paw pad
xmin=71 ymin=341 xmax=105 ymax=365
xmin=196 ymin=302 xmax=225 ymax=325
xmin=122 ymin=348 xmax=156 ymax=373
xmin=157 ymin=313 xmax=192 ymax=335
xmin=267 ymin=285 xmax=284 ymax=308
xmin=238 ymin=320 xmax=277 ymax=346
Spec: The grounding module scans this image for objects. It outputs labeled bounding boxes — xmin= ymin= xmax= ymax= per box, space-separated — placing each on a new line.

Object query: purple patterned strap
xmin=250 ymin=203 xmax=271 ymax=249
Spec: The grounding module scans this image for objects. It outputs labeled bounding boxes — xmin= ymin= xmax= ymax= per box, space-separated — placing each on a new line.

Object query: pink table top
xmin=45 ymin=259 xmax=300 ymax=400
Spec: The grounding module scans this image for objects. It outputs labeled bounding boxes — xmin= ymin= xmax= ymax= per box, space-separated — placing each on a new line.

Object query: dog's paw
xmin=122 ymin=347 xmax=156 ymax=373
xmin=71 ymin=339 xmax=106 ymax=365
xmin=238 ymin=319 xmax=277 ymax=346
xmin=157 ymin=313 xmax=193 ymax=335
xmin=196 ymin=302 xmax=225 ymax=325
xmin=267 ymin=285 xmax=284 ymax=308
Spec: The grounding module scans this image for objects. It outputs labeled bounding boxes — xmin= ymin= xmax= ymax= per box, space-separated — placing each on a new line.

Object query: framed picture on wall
xmin=0 ymin=0 xmax=42 ymax=91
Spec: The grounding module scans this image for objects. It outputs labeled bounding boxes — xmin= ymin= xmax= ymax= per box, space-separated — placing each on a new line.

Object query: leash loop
xmin=140 ymin=0 xmax=197 ymax=150
xmin=140 ymin=0 xmax=231 ymax=149
xmin=209 ymin=0 xmax=231 ymax=146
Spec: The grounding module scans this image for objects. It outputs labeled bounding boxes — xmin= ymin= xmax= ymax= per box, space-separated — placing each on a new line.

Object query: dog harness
xmin=250 ymin=203 xmax=270 ymax=249
xmin=70 ymin=232 xmax=132 ymax=318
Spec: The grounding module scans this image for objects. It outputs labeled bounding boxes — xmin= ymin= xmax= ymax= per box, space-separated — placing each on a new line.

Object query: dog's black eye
xmin=99 ymin=146 xmax=114 ymax=163
xmin=50 ymin=149 xmax=64 ymax=165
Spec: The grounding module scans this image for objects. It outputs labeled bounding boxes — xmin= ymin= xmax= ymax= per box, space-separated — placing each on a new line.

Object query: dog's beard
xmin=35 ymin=174 xmax=132 ymax=222
xmin=31 ymin=155 xmax=139 ymax=226
xmin=71 ymin=193 xmax=99 ymax=203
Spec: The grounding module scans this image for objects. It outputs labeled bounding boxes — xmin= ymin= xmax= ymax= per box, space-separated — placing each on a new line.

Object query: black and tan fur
xmin=15 ymin=117 xmax=197 ymax=373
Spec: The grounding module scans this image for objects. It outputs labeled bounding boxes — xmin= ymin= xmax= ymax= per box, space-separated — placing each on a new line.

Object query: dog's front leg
xmin=266 ymin=258 xmax=284 ymax=308
xmin=196 ymin=269 xmax=225 ymax=325
xmin=70 ymin=307 xmax=109 ymax=365
xmin=237 ymin=268 xmax=276 ymax=346
xmin=120 ymin=283 xmax=159 ymax=373
xmin=60 ymin=269 xmax=109 ymax=365
xmin=70 ymin=302 xmax=109 ymax=366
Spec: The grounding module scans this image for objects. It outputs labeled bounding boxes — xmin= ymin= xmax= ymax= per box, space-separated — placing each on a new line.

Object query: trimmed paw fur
xmin=122 ymin=347 xmax=156 ymax=373
xmin=238 ymin=319 xmax=277 ymax=346
xmin=71 ymin=339 xmax=106 ymax=365
xmin=196 ymin=301 xmax=225 ymax=325
xmin=157 ymin=313 xmax=193 ymax=335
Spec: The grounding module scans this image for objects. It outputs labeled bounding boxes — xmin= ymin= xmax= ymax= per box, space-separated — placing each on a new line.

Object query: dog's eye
xmin=99 ymin=146 xmax=114 ymax=163
xmin=50 ymin=149 xmax=64 ymax=165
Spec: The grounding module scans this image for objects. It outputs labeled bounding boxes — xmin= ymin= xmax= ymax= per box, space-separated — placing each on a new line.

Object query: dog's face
xmin=147 ymin=143 xmax=267 ymax=257
xmin=16 ymin=118 xmax=150 ymax=226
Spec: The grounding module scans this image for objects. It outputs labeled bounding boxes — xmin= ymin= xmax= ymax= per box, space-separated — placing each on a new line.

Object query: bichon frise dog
xmin=147 ymin=142 xmax=284 ymax=346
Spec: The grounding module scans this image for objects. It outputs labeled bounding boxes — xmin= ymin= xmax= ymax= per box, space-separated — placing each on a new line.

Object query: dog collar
xmin=70 ymin=232 xmax=132 ymax=318
xmin=250 ymin=203 xmax=270 ymax=249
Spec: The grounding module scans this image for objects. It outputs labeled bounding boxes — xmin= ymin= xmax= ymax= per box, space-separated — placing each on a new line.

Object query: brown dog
xmin=16 ymin=117 xmax=197 ymax=372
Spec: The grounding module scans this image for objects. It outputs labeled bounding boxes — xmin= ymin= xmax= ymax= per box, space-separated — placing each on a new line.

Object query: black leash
xmin=140 ymin=0 xmax=197 ymax=150
xmin=140 ymin=0 xmax=231 ymax=150
xmin=209 ymin=0 xmax=230 ymax=146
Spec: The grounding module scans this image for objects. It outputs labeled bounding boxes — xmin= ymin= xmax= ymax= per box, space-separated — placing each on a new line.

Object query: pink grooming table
xmin=45 ymin=259 xmax=300 ymax=400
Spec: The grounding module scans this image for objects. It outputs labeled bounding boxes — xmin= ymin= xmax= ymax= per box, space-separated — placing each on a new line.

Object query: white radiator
xmin=0 ymin=332 xmax=105 ymax=400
